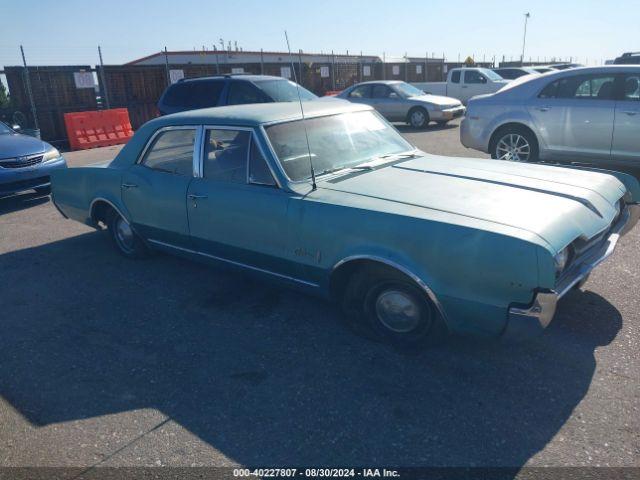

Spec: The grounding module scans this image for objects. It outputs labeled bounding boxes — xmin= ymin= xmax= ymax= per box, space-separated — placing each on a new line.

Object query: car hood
xmin=0 ymin=133 xmax=48 ymax=159
xmin=317 ymin=154 xmax=626 ymax=252
xmin=410 ymin=94 xmax=461 ymax=106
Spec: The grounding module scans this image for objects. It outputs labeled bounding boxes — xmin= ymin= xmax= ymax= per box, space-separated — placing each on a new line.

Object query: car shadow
xmin=0 ymin=191 xmax=51 ymax=215
xmin=395 ymin=123 xmax=458 ymax=134
xmin=0 ymin=231 xmax=622 ymax=467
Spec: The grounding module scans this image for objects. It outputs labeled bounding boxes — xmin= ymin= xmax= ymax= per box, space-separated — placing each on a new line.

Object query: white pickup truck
xmin=412 ymin=68 xmax=510 ymax=104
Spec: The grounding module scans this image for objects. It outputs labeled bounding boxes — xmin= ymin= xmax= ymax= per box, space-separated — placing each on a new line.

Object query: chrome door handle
xmin=537 ymin=107 xmax=551 ymax=112
xmin=622 ymin=110 xmax=638 ymax=116
xmin=188 ymin=194 xmax=208 ymax=199
xmin=121 ymin=183 xmax=138 ymax=189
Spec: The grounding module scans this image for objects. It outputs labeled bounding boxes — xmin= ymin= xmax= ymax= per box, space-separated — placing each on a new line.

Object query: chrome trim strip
xmin=89 ymin=197 xmax=130 ymax=225
xmin=193 ymin=125 xmax=204 ymax=178
xmin=555 ymin=204 xmax=636 ymax=298
xmin=147 ymin=239 xmax=319 ymax=288
xmin=331 ymin=255 xmax=449 ymax=329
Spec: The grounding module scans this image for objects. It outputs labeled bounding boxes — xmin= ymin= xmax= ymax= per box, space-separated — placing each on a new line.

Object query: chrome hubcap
xmin=115 ymin=217 xmax=135 ymax=253
xmin=375 ymin=289 xmax=421 ymax=333
xmin=411 ymin=111 xmax=425 ymax=126
xmin=496 ymin=133 xmax=531 ymax=161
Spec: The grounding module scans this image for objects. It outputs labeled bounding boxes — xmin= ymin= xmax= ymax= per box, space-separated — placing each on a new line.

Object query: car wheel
xmin=342 ymin=265 xmax=446 ymax=349
xmin=491 ymin=126 xmax=539 ymax=162
xmin=107 ymin=209 xmax=149 ymax=259
xmin=407 ymin=107 xmax=429 ymax=129
xmin=34 ymin=185 xmax=51 ymax=195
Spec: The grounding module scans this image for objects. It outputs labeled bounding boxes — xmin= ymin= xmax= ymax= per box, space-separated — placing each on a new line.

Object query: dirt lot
xmin=1 ymin=119 xmax=639 ymax=471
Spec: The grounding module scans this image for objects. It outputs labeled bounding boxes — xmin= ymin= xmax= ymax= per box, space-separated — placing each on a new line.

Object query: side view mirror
xmin=389 ymin=92 xmax=399 ymax=99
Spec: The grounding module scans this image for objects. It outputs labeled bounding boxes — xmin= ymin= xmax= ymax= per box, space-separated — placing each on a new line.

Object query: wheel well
xmin=330 ymin=259 xmax=420 ymax=302
xmin=90 ymin=200 xmax=116 ymax=228
xmin=489 ymin=122 xmax=538 ymax=153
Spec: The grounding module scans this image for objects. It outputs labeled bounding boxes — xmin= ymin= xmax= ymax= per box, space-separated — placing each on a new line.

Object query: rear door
xmin=528 ymin=73 xmax=616 ymax=160
xmin=345 ymin=84 xmax=373 ymax=106
xmin=121 ymin=126 xmax=197 ymax=247
xmin=611 ymin=73 xmax=640 ymax=164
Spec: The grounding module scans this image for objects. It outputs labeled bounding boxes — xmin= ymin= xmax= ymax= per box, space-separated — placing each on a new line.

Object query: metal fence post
xmin=163 ymin=46 xmax=170 ymax=85
xmin=260 ymin=48 xmax=264 ymax=75
xmin=404 ymin=52 xmax=408 ymax=82
xmin=331 ymin=50 xmax=336 ymax=90
xmin=382 ymin=52 xmax=386 ymax=80
xmin=298 ymin=49 xmax=303 ymax=86
xmin=214 ymin=46 xmax=220 ymax=74
xmin=424 ymin=52 xmax=428 ymax=81
xmin=20 ymin=45 xmax=38 ymax=130
xmin=98 ymin=45 xmax=110 ymax=109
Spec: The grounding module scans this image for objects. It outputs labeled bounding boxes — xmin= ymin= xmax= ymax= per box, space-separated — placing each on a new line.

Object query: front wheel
xmin=342 ymin=265 xmax=447 ymax=349
xmin=107 ymin=210 xmax=150 ymax=259
xmin=407 ymin=107 xmax=429 ymax=129
xmin=491 ymin=126 xmax=539 ymax=162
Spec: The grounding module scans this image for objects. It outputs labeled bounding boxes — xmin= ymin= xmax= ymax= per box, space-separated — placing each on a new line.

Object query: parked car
xmin=461 ymin=66 xmax=640 ymax=165
xmin=51 ymin=101 xmax=639 ymax=347
xmin=157 ymin=74 xmax=317 ymax=115
xmin=333 ymin=80 xmax=465 ymax=128
xmin=492 ymin=67 xmax=540 ymax=80
xmin=0 ymin=122 xmax=67 ymax=198
xmin=614 ymin=52 xmax=640 ymax=65
xmin=532 ymin=67 xmax=555 ymax=74
xmin=412 ymin=68 xmax=510 ymax=104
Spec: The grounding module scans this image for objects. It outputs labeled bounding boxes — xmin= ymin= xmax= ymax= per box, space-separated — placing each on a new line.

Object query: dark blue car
xmin=0 ymin=122 xmax=67 ymax=197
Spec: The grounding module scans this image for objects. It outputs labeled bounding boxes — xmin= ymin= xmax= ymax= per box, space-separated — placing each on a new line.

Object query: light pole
xmin=520 ymin=12 xmax=530 ymax=66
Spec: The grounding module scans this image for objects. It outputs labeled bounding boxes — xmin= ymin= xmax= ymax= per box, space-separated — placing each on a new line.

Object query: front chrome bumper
xmin=503 ymin=203 xmax=640 ymax=341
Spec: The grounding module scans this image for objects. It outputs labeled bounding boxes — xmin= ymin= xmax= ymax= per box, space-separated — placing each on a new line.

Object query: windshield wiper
xmin=351 ymin=151 xmax=421 ymax=170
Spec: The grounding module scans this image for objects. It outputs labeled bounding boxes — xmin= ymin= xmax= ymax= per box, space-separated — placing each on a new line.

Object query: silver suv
xmin=461 ymin=66 xmax=640 ymax=165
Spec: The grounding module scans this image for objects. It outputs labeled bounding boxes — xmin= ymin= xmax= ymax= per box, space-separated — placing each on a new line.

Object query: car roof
xmin=150 ymin=99 xmax=372 ymax=128
xmin=346 ymin=80 xmax=404 ymax=87
xmin=176 ymin=74 xmax=286 ymax=83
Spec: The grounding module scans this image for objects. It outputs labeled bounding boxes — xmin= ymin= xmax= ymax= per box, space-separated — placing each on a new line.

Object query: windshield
xmin=479 ymin=69 xmax=504 ymax=81
xmin=392 ymin=82 xmax=426 ymax=97
xmin=255 ymin=80 xmax=317 ymax=102
xmin=265 ymin=110 xmax=414 ymax=181
xmin=0 ymin=122 xmax=13 ymax=134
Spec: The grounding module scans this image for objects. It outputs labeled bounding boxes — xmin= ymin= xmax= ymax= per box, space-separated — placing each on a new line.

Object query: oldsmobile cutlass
xmin=51 ymin=101 xmax=640 ymax=347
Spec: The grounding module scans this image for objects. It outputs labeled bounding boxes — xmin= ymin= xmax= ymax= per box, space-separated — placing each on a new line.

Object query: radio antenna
xmin=284 ymin=30 xmax=316 ymax=190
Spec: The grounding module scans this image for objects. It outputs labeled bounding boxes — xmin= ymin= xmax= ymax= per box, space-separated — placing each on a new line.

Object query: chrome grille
xmin=0 ymin=155 xmax=44 ymax=169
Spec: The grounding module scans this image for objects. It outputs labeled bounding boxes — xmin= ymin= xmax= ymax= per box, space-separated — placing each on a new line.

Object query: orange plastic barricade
xmin=323 ymin=90 xmax=342 ymax=96
xmin=64 ymin=108 xmax=134 ymax=151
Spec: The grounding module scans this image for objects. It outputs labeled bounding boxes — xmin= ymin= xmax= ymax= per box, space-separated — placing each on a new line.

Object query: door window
xmin=451 ymin=71 xmax=461 ymax=83
xmin=348 ymin=85 xmax=371 ymax=98
xmin=249 ymin=139 xmax=277 ymax=186
xmin=539 ymin=75 xmax=616 ymax=100
xmin=203 ymin=129 xmax=251 ymax=183
xmin=464 ymin=70 xmax=487 ymax=84
xmin=141 ymin=128 xmax=195 ymax=176
xmin=371 ymin=85 xmax=397 ymax=98
xmin=227 ymin=81 xmax=268 ymax=105
xmin=623 ymin=75 xmax=640 ymax=101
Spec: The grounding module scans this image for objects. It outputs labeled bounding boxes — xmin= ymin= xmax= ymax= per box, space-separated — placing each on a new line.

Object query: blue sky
xmin=0 ymin=0 xmax=636 ymax=67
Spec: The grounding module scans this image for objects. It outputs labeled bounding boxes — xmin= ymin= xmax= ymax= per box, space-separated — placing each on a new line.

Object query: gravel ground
xmin=0 ymin=119 xmax=638 ymax=472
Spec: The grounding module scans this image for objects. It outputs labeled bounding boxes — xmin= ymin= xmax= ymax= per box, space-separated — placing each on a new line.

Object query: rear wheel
xmin=490 ymin=126 xmax=539 ymax=162
xmin=342 ymin=265 xmax=446 ymax=349
xmin=407 ymin=107 xmax=429 ymax=129
xmin=107 ymin=210 xmax=149 ymax=259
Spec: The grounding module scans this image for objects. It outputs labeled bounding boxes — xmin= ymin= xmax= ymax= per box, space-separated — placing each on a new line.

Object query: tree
xmin=0 ymin=82 xmax=9 ymax=108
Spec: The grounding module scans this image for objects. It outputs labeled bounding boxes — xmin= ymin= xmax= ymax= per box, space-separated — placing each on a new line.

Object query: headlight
xmin=554 ymin=247 xmax=571 ymax=276
xmin=42 ymin=146 xmax=61 ymax=162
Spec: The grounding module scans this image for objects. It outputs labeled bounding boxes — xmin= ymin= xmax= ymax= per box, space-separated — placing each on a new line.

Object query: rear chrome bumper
xmin=503 ymin=203 xmax=639 ymax=341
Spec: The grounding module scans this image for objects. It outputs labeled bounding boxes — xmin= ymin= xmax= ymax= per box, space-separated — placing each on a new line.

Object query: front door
xmin=121 ymin=127 xmax=196 ymax=246
xmin=612 ymin=73 xmax=640 ymax=164
xmin=370 ymin=84 xmax=405 ymax=121
xmin=186 ymin=127 xmax=300 ymax=279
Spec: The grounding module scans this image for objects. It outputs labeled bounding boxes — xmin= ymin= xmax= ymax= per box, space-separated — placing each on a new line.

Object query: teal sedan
xmin=51 ymin=101 xmax=640 ymax=348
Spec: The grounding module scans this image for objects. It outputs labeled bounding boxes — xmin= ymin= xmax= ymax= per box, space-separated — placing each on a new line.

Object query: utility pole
xmin=520 ymin=12 xmax=531 ymax=66
xmin=98 ymin=46 xmax=110 ymax=109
